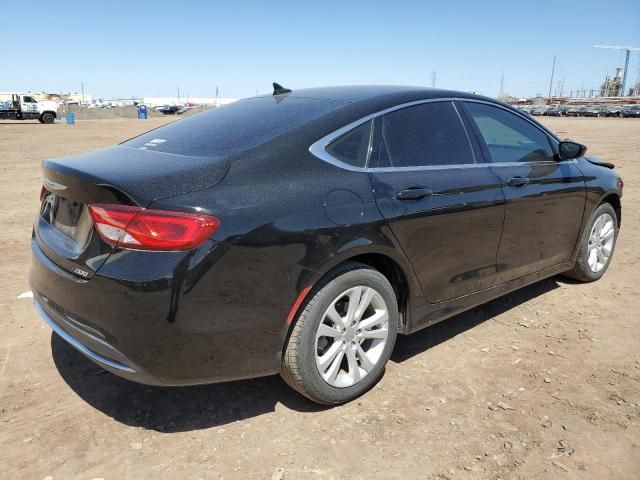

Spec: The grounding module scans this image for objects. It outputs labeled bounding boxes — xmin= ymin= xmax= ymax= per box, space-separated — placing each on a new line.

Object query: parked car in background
xmin=565 ymin=105 xmax=586 ymax=117
xmin=546 ymin=105 xmax=567 ymax=117
xmin=156 ymin=105 xmax=190 ymax=115
xmin=582 ymin=105 xmax=608 ymax=118
xmin=603 ymin=105 xmax=625 ymax=117
xmin=530 ymin=105 xmax=547 ymax=116
xmin=30 ymin=85 xmax=623 ymax=404
xmin=621 ymin=105 xmax=640 ymax=118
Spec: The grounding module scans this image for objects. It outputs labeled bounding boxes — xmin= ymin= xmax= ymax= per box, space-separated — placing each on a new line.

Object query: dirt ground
xmin=0 ymin=116 xmax=638 ymax=480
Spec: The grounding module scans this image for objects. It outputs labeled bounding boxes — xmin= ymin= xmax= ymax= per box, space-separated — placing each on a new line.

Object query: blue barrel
xmin=138 ymin=104 xmax=148 ymax=119
xmin=65 ymin=112 xmax=75 ymax=125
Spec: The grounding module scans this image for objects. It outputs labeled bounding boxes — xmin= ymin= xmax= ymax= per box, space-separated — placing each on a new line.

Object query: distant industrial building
xmin=600 ymin=68 xmax=624 ymax=97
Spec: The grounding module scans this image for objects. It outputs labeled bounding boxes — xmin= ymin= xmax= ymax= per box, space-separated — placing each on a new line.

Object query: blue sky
xmin=3 ymin=0 xmax=639 ymax=99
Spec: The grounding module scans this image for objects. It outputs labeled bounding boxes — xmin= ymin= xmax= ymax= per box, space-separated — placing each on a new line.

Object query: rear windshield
xmin=123 ymin=96 xmax=343 ymax=157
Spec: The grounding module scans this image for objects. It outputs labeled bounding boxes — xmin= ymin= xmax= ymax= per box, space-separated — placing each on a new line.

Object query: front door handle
xmin=396 ymin=187 xmax=433 ymax=200
xmin=507 ymin=176 xmax=530 ymax=187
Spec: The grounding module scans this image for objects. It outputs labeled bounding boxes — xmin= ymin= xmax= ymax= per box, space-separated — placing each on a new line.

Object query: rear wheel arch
xmin=288 ymin=251 xmax=416 ymax=337
xmin=601 ymin=193 xmax=621 ymax=228
xmin=344 ymin=253 xmax=410 ymax=331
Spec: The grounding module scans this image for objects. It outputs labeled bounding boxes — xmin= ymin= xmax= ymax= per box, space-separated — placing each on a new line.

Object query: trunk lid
xmin=35 ymin=145 xmax=230 ymax=278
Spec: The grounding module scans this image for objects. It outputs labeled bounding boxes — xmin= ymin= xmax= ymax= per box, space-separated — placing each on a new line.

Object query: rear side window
xmin=325 ymin=120 xmax=372 ymax=168
xmin=373 ymin=102 xmax=475 ymax=168
xmin=123 ymin=96 xmax=342 ymax=158
xmin=465 ymin=102 xmax=554 ymax=163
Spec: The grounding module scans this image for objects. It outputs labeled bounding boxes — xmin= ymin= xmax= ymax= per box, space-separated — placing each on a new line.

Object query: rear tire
xmin=281 ymin=262 xmax=398 ymax=405
xmin=563 ymin=203 xmax=618 ymax=282
xmin=41 ymin=112 xmax=55 ymax=124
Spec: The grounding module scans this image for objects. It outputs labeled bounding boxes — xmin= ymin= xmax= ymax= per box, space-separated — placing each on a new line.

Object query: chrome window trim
xmin=309 ymin=97 xmax=561 ymax=173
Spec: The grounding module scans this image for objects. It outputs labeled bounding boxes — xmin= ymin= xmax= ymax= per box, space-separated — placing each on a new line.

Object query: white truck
xmin=0 ymin=94 xmax=59 ymax=123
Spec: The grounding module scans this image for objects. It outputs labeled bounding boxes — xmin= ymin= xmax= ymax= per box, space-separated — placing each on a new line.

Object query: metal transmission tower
xmin=594 ymin=45 xmax=640 ymax=96
xmin=548 ymin=55 xmax=557 ymax=100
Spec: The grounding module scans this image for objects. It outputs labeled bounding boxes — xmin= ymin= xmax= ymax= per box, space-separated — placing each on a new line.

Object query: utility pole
xmin=81 ymin=81 xmax=85 ymax=104
xmin=499 ymin=74 xmax=504 ymax=97
xmin=594 ymin=45 xmax=640 ymax=97
xmin=431 ymin=70 xmax=436 ymax=88
xmin=177 ymin=85 xmax=181 ymax=105
xmin=548 ymin=55 xmax=557 ymax=100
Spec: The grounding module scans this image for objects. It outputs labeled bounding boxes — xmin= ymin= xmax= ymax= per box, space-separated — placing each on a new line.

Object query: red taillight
xmin=88 ymin=204 xmax=220 ymax=251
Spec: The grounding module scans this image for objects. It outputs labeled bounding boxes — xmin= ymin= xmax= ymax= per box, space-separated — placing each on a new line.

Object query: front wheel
xmin=281 ymin=262 xmax=398 ymax=404
xmin=563 ymin=203 xmax=618 ymax=282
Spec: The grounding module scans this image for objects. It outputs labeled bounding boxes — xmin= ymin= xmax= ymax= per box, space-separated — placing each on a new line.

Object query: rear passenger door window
xmin=464 ymin=102 xmax=554 ymax=163
xmin=372 ymin=101 xmax=475 ymax=168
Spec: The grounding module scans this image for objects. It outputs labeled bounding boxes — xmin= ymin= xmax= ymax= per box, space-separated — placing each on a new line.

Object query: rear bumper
xmin=34 ymin=297 xmax=162 ymax=384
xmin=30 ymin=237 xmax=308 ymax=386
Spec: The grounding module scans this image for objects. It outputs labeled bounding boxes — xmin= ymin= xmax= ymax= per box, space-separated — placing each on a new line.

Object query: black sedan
xmin=155 ymin=105 xmax=183 ymax=115
xmin=31 ymin=85 xmax=623 ymax=404
xmin=565 ymin=105 xmax=586 ymax=117
xmin=622 ymin=105 xmax=640 ymax=118
xmin=530 ymin=105 xmax=547 ymax=116
xmin=546 ymin=105 xmax=567 ymax=117
xmin=582 ymin=105 xmax=608 ymax=117
xmin=603 ymin=105 xmax=625 ymax=117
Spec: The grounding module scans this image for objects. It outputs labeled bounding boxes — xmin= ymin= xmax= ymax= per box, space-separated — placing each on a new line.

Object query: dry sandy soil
xmin=0 ymin=116 xmax=639 ymax=480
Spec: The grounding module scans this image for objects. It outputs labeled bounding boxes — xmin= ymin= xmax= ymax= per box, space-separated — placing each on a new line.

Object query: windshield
xmin=124 ymin=96 xmax=344 ymax=158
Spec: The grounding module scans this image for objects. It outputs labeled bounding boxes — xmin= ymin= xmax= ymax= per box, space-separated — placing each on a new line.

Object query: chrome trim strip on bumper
xmin=35 ymin=301 xmax=136 ymax=373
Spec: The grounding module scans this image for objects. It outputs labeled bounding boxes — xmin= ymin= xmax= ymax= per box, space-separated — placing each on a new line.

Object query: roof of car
xmin=263 ymin=85 xmax=491 ymax=104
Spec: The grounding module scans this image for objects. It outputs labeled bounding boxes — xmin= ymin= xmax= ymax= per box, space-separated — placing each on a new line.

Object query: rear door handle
xmin=507 ymin=176 xmax=530 ymax=187
xmin=396 ymin=187 xmax=433 ymax=200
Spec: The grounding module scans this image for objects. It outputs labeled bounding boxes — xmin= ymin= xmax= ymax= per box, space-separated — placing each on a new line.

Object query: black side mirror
xmin=558 ymin=141 xmax=587 ymax=160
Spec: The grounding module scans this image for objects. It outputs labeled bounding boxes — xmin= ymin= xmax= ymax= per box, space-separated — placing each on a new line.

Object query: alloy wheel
xmin=587 ymin=213 xmax=615 ymax=273
xmin=314 ymin=286 xmax=389 ymax=388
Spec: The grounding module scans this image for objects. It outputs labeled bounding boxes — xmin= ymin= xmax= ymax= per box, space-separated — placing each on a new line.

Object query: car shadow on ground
xmin=52 ymin=276 xmax=565 ymax=432
xmin=51 ymin=334 xmax=327 ymax=432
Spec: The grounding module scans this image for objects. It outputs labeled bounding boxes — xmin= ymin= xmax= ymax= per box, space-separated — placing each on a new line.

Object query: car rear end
xmin=30 ymin=94 xmax=349 ymax=385
xmin=30 ymin=145 xmax=233 ymax=384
